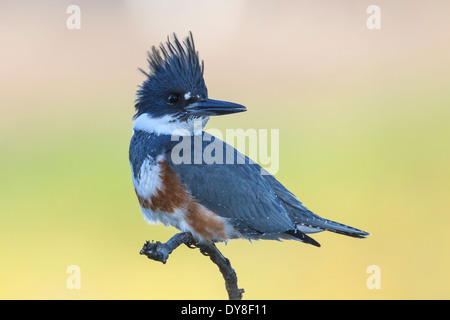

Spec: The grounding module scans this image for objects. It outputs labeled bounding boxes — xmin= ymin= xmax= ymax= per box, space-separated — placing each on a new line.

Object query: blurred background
xmin=0 ymin=0 xmax=449 ymax=299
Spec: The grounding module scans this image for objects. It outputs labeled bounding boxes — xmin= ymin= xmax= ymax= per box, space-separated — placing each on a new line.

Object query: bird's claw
xmin=184 ymin=241 xmax=210 ymax=256
xmin=185 ymin=242 xmax=197 ymax=249
xmin=199 ymin=248 xmax=210 ymax=256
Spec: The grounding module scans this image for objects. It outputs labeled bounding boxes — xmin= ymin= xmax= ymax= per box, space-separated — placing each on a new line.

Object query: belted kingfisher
xmin=129 ymin=32 xmax=369 ymax=247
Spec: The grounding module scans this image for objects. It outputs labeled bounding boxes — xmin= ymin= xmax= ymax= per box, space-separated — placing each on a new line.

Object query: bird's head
xmin=134 ymin=32 xmax=246 ymax=135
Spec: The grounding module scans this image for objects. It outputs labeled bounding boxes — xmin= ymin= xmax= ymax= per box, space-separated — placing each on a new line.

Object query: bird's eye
xmin=167 ymin=94 xmax=179 ymax=104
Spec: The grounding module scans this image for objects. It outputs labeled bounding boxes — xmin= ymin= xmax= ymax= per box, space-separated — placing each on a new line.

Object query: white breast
xmin=131 ymin=155 xmax=164 ymax=200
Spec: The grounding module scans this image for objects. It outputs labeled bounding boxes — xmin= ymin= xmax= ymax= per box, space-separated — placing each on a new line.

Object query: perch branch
xmin=140 ymin=232 xmax=244 ymax=300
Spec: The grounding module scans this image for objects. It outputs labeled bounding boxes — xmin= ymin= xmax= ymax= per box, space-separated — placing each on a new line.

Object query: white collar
xmin=133 ymin=113 xmax=209 ymax=136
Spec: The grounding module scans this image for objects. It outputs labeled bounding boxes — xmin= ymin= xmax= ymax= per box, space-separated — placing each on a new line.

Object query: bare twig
xmin=140 ymin=232 xmax=244 ymax=300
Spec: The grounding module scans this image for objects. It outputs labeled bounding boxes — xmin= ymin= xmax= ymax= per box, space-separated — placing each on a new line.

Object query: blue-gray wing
xmin=166 ymin=133 xmax=296 ymax=238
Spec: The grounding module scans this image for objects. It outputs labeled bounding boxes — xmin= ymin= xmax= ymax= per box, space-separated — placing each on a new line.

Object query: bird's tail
xmin=296 ymin=215 xmax=370 ymax=239
xmin=285 ymin=217 xmax=369 ymax=247
xmin=261 ymin=172 xmax=369 ymax=241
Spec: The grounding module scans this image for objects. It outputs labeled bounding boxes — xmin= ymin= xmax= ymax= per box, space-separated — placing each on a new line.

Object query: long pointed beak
xmin=185 ymin=98 xmax=247 ymax=116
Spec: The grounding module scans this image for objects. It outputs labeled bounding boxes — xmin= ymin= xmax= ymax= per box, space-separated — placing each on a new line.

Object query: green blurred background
xmin=1 ymin=0 xmax=449 ymax=299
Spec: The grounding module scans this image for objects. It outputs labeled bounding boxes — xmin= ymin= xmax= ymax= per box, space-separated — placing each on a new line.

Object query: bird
xmin=129 ymin=32 xmax=369 ymax=247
